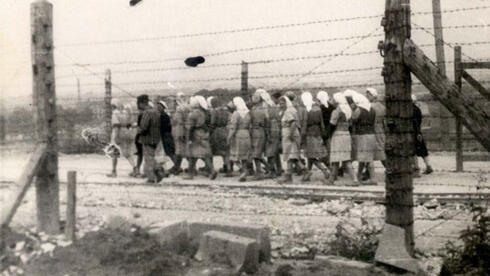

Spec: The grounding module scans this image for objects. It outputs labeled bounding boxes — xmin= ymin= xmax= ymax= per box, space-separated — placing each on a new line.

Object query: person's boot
xmin=107 ymin=171 xmax=117 ymax=178
xmin=301 ymin=170 xmax=312 ymax=182
xmin=423 ymin=165 xmax=433 ymax=175
xmin=129 ymin=167 xmax=139 ymax=177
xmin=251 ymin=160 xmax=264 ymax=181
xmin=277 ymin=173 xmax=292 ymax=184
xmin=239 ymin=170 xmax=248 ymax=182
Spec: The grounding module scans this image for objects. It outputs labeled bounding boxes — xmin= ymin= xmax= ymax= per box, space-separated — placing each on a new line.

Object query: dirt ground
xmin=0 ymin=151 xmax=489 ymax=275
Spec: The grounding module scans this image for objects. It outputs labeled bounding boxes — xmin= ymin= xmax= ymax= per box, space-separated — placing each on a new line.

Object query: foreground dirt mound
xmin=24 ymin=226 xmax=190 ymax=276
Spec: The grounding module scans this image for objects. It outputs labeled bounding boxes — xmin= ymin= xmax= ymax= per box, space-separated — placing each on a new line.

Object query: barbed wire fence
xmin=0 ymin=2 xmax=490 ymax=250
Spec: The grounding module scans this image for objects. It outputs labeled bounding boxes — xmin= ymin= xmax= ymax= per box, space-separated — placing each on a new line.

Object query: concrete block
xmin=375 ymin=224 xmax=419 ymax=273
xmin=148 ymin=220 xmax=190 ymax=253
xmin=195 ymin=230 xmax=259 ymax=274
xmin=189 ymin=221 xmax=271 ymax=262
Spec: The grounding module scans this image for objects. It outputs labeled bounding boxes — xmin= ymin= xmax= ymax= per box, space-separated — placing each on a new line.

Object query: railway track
xmin=1 ymin=178 xmax=488 ymax=204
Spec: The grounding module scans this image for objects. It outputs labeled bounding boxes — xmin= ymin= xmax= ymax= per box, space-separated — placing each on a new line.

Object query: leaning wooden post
xmin=241 ymin=61 xmax=248 ymax=100
xmin=454 ymin=46 xmax=463 ymax=172
xmin=65 ymin=171 xmax=77 ymax=241
xmin=104 ymin=69 xmax=112 ymax=138
xmin=31 ymin=0 xmax=60 ymax=234
xmin=382 ymin=0 xmax=415 ymax=255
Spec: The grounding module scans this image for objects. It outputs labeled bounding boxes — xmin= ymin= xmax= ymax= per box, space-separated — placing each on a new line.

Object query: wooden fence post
xmin=382 ymin=0 xmax=414 ymax=255
xmin=65 ymin=171 xmax=77 ymax=241
xmin=31 ymin=0 xmax=60 ymax=234
xmin=241 ymin=61 xmax=248 ymax=100
xmin=431 ymin=0 xmax=451 ymax=151
xmin=454 ymin=46 xmax=463 ymax=172
xmin=105 ymin=69 xmax=112 ymax=139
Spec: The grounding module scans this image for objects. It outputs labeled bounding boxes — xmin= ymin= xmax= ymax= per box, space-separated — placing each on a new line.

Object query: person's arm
xmin=227 ymin=113 xmax=238 ymax=145
xmin=263 ymin=110 xmax=270 ymax=142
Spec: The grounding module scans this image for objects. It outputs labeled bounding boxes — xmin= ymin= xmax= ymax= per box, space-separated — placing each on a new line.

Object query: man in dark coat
xmin=137 ymin=94 xmax=162 ymax=184
xmin=411 ymin=94 xmax=433 ymax=177
xmin=157 ymin=100 xmax=177 ymax=173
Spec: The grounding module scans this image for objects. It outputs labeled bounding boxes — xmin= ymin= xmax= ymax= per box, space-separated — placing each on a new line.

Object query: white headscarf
xmin=316 ymin=91 xmax=329 ymax=108
xmin=158 ymin=100 xmax=168 ymax=109
xmin=411 ymin=94 xmax=417 ymax=102
xmin=189 ymin=96 xmax=198 ymax=108
xmin=259 ymin=90 xmax=275 ymax=107
xmin=301 ymin=91 xmax=313 ymax=112
xmin=281 ymin=95 xmax=295 ymax=109
xmin=366 ymin=88 xmax=378 ymax=97
xmin=193 ymin=95 xmax=208 ymax=110
xmin=233 ymin=97 xmax=249 ymax=118
xmin=343 ymin=89 xmax=356 ymax=99
xmin=207 ymin=96 xmax=215 ymax=108
xmin=352 ymin=92 xmax=371 ymax=111
xmin=333 ymin=92 xmax=352 ymax=120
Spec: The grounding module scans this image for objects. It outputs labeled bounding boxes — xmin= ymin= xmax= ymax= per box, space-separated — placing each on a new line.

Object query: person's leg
xmin=326 ymin=162 xmax=339 ymax=185
xmin=277 ymin=160 xmax=293 ymax=184
xmin=143 ymin=145 xmax=157 ymax=183
xmin=252 ymin=158 xmax=264 ymax=180
xmin=239 ymin=160 xmax=249 ymax=182
xmin=204 ymin=157 xmax=218 ymax=180
xmin=412 ymin=156 xmax=421 ymax=178
xmin=107 ymin=157 xmax=117 ymax=177
xmin=275 ymin=154 xmax=283 ymax=176
xmin=313 ymin=160 xmax=331 ymax=181
xmin=172 ymin=155 xmax=183 ymax=175
xmin=134 ymin=142 xmax=143 ymax=177
xmin=302 ymin=159 xmax=314 ymax=182
xmin=266 ymin=156 xmax=277 ymax=178
xmin=183 ymin=158 xmax=197 ymax=179
xmin=357 ymin=162 xmax=365 ymax=181
xmin=422 ymin=156 xmax=433 ymax=174
xmin=344 ymin=161 xmax=359 ymax=185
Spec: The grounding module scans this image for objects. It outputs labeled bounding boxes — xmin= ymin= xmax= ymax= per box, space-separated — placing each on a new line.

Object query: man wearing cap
xmin=137 ymin=94 xmax=162 ymax=184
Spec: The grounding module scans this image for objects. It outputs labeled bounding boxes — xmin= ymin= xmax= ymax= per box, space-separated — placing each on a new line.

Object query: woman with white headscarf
xmin=249 ymin=89 xmax=272 ymax=180
xmin=170 ymin=92 xmax=190 ymax=175
xmin=350 ymin=92 xmax=377 ymax=184
xmin=301 ymin=92 xmax=330 ymax=183
xmin=277 ymin=95 xmax=306 ymax=184
xmin=260 ymin=90 xmax=282 ymax=178
xmin=208 ymin=96 xmax=232 ymax=176
xmin=326 ymin=93 xmax=359 ymax=186
xmin=107 ymin=101 xmax=137 ymax=178
xmin=227 ymin=97 xmax=252 ymax=182
xmin=182 ymin=95 xmax=217 ymax=180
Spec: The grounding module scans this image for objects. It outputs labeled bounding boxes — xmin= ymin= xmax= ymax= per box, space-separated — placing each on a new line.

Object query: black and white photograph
xmin=0 ymin=0 xmax=489 ymax=275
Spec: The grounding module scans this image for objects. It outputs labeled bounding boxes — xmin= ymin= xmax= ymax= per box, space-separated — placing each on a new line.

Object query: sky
xmin=0 ymin=0 xmax=488 ymax=109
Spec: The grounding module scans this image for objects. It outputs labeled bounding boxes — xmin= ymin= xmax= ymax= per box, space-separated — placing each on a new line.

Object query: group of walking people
xmin=106 ymin=88 xmax=433 ymax=185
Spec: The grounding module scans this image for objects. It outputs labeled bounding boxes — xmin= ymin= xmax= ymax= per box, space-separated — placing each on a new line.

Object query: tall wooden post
xmin=454 ymin=46 xmax=463 ymax=171
xmin=432 ymin=0 xmax=451 ymax=151
xmin=31 ymin=0 xmax=60 ymax=234
xmin=241 ymin=61 xmax=248 ymax=100
xmin=104 ymin=69 xmax=112 ymax=138
xmin=382 ymin=0 xmax=414 ymax=255
xmin=65 ymin=171 xmax=77 ymax=241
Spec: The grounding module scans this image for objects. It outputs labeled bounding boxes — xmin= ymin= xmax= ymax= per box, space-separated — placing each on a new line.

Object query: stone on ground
xmin=375 ymin=224 xmax=419 ymax=273
xmin=195 ymin=230 xmax=259 ymax=274
xmin=189 ymin=221 xmax=271 ymax=262
xmin=148 ymin=220 xmax=190 ymax=253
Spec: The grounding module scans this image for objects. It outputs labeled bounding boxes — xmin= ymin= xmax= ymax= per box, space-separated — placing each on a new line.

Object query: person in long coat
xmin=182 ymin=96 xmax=217 ymax=180
xmin=259 ymin=90 xmax=282 ymax=178
xmin=316 ymin=91 xmax=335 ymax=147
xmin=277 ymin=96 xmax=306 ymax=184
xmin=227 ymin=97 xmax=252 ymax=182
xmin=285 ymin=91 xmax=307 ymax=175
xmin=250 ymin=90 xmax=271 ymax=180
xmin=171 ymin=92 xmax=190 ymax=175
xmin=351 ymin=92 xmax=377 ymax=185
xmin=208 ymin=96 xmax=232 ymax=177
xmin=301 ymin=92 xmax=330 ymax=183
xmin=156 ymin=100 xmax=176 ymax=170
xmin=411 ymin=94 xmax=433 ymax=177
xmin=326 ymin=93 xmax=359 ymax=186
xmin=107 ymin=103 xmax=136 ymax=177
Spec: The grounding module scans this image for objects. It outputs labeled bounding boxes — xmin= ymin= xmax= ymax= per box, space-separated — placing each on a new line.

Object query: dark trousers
xmin=143 ymin=144 xmax=157 ymax=181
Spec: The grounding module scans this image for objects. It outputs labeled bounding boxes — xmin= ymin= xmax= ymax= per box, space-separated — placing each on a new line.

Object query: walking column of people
xmin=106 ymin=88 xmax=433 ymax=185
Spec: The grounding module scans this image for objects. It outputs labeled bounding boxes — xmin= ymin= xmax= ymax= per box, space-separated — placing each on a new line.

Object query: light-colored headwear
xmin=176 ymin=92 xmax=185 ymax=98
xmin=148 ymin=101 xmax=154 ymax=108
xmin=158 ymin=100 xmax=168 ymax=109
xmin=280 ymin=95 xmax=295 ymax=109
xmin=193 ymin=95 xmax=208 ymax=110
xmin=366 ymin=88 xmax=378 ymax=97
xmin=316 ymin=91 xmax=329 ymax=108
xmin=411 ymin=94 xmax=417 ymax=102
xmin=301 ymin=91 xmax=313 ymax=112
xmin=343 ymin=89 xmax=356 ymax=99
xmin=352 ymin=92 xmax=371 ymax=111
xmin=259 ymin=90 xmax=275 ymax=107
xmin=333 ymin=92 xmax=352 ymax=120
xmin=233 ymin=97 xmax=249 ymax=118
xmin=207 ymin=96 xmax=215 ymax=108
